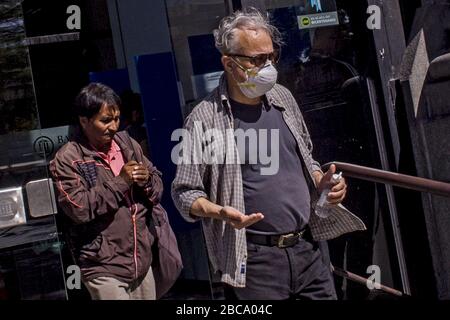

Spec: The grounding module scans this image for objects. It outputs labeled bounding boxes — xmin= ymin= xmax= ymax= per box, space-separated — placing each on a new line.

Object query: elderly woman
xmin=50 ymin=83 xmax=162 ymax=300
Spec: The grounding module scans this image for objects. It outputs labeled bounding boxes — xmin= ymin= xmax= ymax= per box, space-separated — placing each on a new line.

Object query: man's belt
xmin=246 ymin=230 xmax=306 ymax=248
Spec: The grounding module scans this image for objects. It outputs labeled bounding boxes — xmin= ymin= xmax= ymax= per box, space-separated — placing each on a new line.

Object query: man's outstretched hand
xmin=219 ymin=206 xmax=264 ymax=230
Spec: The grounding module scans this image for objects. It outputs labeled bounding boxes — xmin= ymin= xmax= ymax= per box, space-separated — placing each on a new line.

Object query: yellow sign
xmin=301 ymin=17 xmax=311 ymax=27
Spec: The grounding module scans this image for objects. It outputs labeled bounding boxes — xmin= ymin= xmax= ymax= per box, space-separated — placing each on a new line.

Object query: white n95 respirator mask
xmin=232 ymin=59 xmax=278 ymax=99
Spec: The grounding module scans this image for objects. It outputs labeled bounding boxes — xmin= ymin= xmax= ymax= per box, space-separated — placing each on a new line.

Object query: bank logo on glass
xmin=302 ymin=17 xmax=311 ymax=27
xmin=33 ymin=136 xmax=54 ymax=158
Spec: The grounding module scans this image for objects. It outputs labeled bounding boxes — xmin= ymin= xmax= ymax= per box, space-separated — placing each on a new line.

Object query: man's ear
xmin=221 ymin=56 xmax=234 ymax=73
xmin=79 ymin=116 xmax=88 ymax=129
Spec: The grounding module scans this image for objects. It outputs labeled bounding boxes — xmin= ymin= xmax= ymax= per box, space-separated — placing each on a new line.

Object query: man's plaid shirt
xmin=171 ymin=75 xmax=366 ymax=287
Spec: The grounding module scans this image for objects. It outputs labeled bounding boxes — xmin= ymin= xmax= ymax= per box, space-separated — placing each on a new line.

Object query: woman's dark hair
xmin=73 ymin=83 xmax=121 ymax=119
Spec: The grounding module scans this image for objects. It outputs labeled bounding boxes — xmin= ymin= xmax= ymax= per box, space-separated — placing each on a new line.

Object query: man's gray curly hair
xmin=213 ymin=8 xmax=283 ymax=55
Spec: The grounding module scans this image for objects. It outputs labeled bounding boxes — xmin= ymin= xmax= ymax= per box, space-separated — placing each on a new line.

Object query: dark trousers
xmin=225 ymin=238 xmax=337 ymax=300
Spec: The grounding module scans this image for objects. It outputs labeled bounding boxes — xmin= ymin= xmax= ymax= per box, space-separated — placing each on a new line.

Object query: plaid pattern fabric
xmin=171 ymin=75 xmax=366 ymax=287
xmin=76 ymin=162 xmax=98 ymax=189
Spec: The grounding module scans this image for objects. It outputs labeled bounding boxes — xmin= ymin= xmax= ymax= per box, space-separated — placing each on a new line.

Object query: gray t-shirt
xmin=231 ymin=99 xmax=311 ymax=234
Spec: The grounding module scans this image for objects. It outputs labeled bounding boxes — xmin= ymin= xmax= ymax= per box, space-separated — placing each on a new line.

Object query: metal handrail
xmin=331 ymin=265 xmax=405 ymax=297
xmin=321 ymin=161 xmax=450 ymax=298
xmin=322 ymin=162 xmax=450 ymax=198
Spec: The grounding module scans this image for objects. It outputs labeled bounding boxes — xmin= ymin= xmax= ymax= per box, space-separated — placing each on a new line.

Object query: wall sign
xmin=298 ymin=0 xmax=339 ymax=30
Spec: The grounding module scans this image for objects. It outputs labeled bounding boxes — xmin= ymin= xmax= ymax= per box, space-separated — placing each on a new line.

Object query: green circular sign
xmin=302 ymin=17 xmax=311 ymax=26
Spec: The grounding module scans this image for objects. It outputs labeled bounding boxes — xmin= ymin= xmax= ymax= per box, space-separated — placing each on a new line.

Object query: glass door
xmin=0 ymin=0 xmax=67 ymax=300
xmin=162 ymin=0 xmax=229 ymax=299
xmin=239 ymin=0 xmax=402 ymax=299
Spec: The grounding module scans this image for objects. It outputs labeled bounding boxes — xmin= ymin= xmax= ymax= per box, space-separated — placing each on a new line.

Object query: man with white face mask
xmin=172 ymin=8 xmax=365 ymax=300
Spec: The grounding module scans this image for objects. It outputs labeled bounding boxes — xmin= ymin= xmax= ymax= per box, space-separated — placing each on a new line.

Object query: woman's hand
xmin=132 ymin=162 xmax=149 ymax=187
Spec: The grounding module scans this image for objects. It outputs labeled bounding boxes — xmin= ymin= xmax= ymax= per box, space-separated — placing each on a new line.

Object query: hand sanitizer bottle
xmin=316 ymin=172 xmax=342 ymax=218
